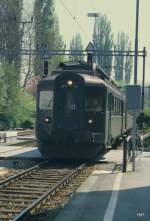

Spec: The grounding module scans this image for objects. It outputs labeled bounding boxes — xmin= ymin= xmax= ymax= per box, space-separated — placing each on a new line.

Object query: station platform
xmin=0 ymin=132 xmax=41 ymax=160
xmin=0 ymin=144 xmax=43 ymax=160
xmin=0 ymin=141 xmax=123 ymax=162
xmin=53 ymin=151 xmax=150 ymax=221
xmin=0 ymin=130 xmax=35 ymax=145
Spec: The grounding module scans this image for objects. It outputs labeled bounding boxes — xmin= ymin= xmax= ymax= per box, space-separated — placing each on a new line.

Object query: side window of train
xmin=119 ymin=101 xmax=122 ymax=115
xmin=112 ymin=96 xmax=114 ymax=115
xmin=115 ymin=98 xmax=117 ymax=115
xmin=108 ymin=93 xmax=112 ymax=110
xmin=117 ymin=99 xmax=120 ymax=115
xmin=117 ymin=100 xmax=122 ymax=115
xmin=114 ymin=97 xmax=120 ymax=116
xmin=121 ymin=101 xmax=124 ymax=114
xmin=118 ymin=101 xmax=120 ymax=115
xmin=117 ymin=99 xmax=119 ymax=115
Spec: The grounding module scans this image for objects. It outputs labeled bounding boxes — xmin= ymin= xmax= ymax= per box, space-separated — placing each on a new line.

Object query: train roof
xmin=57 ymin=62 xmax=123 ymax=97
xmin=39 ymin=61 xmax=125 ymax=99
xmin=79 ymin=73 xmax=123 ymax=97
xmin=58 ymin=61 xmax=115 ymax=83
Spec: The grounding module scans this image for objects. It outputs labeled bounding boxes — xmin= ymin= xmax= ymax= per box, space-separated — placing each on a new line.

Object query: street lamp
xmin=87 ymin=12 xmax=100 ymax=17
xmin=87 ymin=12 xmax=100 ymax=63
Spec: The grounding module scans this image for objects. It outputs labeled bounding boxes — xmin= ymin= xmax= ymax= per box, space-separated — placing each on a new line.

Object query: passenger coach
xmin=36 ymin=62 xmax=130 ymax=159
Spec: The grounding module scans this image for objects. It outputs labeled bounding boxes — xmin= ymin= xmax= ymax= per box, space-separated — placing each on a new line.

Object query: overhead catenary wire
xmin=59 ymin=0 xmax=91 ymax=42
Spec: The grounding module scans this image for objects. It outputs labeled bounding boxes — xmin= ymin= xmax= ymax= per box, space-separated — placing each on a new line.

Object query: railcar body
xmin=36 ymin=62 xmax=131 ymax=159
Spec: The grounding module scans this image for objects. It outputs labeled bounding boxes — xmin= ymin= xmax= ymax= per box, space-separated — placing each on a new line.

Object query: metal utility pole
xmin=131 ymin=0 xmax=140 ymax=171
xmin=149 ymin=86 xmax=150 ymax=107
xmin=141 ymin=47 xmax=146 ymax=110
xmin=126 ymin=85 xmax=141 ymax=172
xmin=134 ymin=0 xmax=140 ymax=84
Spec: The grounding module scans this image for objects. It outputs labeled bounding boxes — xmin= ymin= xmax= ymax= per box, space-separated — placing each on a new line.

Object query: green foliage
xmin=145 ymin=99 xmax=150 ymax=109
xmin=0 ymin=0 xmax=23 ymax=73
xmin=144 ymin=108 xmax=150 ymax=116
xmin=69 ymin=33 xmax=84 ymax=61
xmin=115 ymin=32 xmax=133 ymax=83
xmin=0 ymin=62 xmax=35 ymax=129
xmin=34 ymin=0 xmax=64 ymax=75
xmin=93 ymin=14 xmax=113 ymax=75
xmin=115 ymin=80 xmax=126 ymax=87
xmin=115 ymin=80 xmax=126 ymax=93
xmin=16 ymin=90 xmax=35 ymax=127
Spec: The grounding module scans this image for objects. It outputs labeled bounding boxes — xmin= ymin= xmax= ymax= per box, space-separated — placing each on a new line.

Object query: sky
xmin=55 ymin=0 xmax=150 ymax=85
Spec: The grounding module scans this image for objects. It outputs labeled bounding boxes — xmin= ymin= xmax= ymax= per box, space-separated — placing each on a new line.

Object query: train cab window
xmin=39 ymin=90 xmax=53 ymax=110
xmin=64 ymin=90 xmax=76 ymax=113
xmin=85 ymin=92 xmax=103 ymax=112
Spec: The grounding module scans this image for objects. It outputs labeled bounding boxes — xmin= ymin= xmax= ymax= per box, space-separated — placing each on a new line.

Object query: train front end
xmin=36 ymin=69 xmax=106 ymax=159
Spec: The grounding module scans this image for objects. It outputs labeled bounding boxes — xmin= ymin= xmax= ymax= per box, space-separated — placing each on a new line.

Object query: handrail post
xmin=123 ymin=136 xmax=127 ymax=173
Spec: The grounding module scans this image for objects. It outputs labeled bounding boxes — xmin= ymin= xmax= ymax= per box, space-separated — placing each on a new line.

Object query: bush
xmin=143 ymin=110 xmax=150 ymax=132
xmin=0 ymin=120 xmax=7 ymax=131
xmin=21 ymin=120 xmax=34 ymax=129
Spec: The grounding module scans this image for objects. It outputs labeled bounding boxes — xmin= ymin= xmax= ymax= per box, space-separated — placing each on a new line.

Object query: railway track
xmin=0 ymin=161 xmax=85 ymax=221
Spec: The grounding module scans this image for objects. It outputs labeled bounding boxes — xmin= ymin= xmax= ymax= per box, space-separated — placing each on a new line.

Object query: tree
xmin=33 ymin=0 xmax=64 ymax=76
xmin=93 ymin=14 xmax=113 ymax=75
xmin=0 ymin=62 xmax=35 ymax=128
xmin=21 ymin=20 xmax=35 ymax=88
xmin=115 ymin=32 xmax=133 ymax=83
xmin=0 ymin=62 xmax=20 ymax=127
xmin=0 ymin=0 xmax=23 ymax=74
xmin=69 ymin=33 xmax=84 ymax=61
xmin=0 ymin=64 xmax=6 ymax=115
xmin=124 ymin=47 xmax=133 ymax=84
xmin=0 ymin=1 xmax=36 ymax=129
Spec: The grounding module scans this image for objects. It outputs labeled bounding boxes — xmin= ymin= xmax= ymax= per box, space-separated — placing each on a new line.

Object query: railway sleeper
xmin=6 ymin=187 xmax=47 ymax=192
xmin=0 ymin=193 xmax=37 ymax=199
xmin=0 ymin=189 xmax=44 ymax=195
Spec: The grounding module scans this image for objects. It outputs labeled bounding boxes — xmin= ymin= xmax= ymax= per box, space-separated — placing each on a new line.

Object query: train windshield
xmin=85 ymin=90 xmax=103 ymax=112
xmin=39 ymin=90 xmax=53 ymax=110
xmin=63 ymin=90 xmax=76 ymax=113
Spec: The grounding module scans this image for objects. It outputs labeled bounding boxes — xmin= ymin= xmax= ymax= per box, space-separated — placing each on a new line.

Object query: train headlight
xmin=88 ymin=119 xmax=94 ymax=124
xmin=67 ymin=80 xmax=73 ymax=86
xmin=44 ymin=117 xmax=51 ymax=124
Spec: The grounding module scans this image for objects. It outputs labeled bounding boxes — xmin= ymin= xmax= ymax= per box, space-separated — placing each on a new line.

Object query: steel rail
xmin=0 ymin=161 xmax=47 ymax=188
xmin=0 ymin=162 xmax=85 ymax=221
xmin=13 ymin=163 xmax=85 ymax=221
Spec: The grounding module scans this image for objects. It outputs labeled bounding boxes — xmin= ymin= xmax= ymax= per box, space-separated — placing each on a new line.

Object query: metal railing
xmin=122 ymin=133 xmax=144 ymax=172
xmin=122 ymin=135 xmax=132 ymax=172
